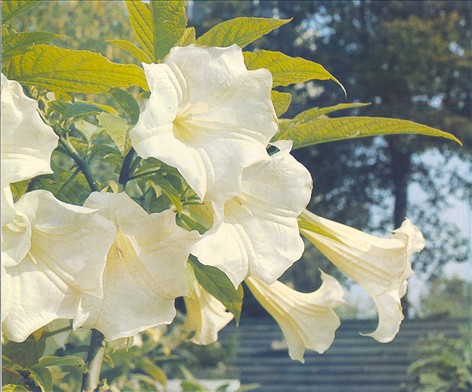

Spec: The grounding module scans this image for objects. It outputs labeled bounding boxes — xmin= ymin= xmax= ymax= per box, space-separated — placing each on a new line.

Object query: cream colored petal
xmin=78 ymin=192 xmax=199 ymax=340
xmin=14 ymin=190 xmax=115 ymax=298
xmin=74 ymin=235 xmax=177 ymax=341
xmin=300 ymin=210 xmax=425 ymax=342
xmin=193 ymin=148 xmax=312 ymax=287
xmin=2 ymin=255 xmax=81 ymax=342
xmin=183 ymin=278 xmax=234 ymax=345
xmin=1 ymin=184 xmax=15 ymax=226
xmin=246 ymin=271 xmax=344 ymax=362
xmin=1 ymin=74 xmax=58 ymax=185
xmin=130 ymin=46 xmax=277 ymax=202
xmin=84 ymin=192 xmax=199 ymax=298
xmin=1 ymin=210 xmax=31 ymax=267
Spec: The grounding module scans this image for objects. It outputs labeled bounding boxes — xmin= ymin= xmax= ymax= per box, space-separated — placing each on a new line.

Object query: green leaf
xmin=244 ymin=50 xmax=345 ymax=93
xmin=37 ymin=356 xmax=85 ymax=368
xmin=271 ymin=91 xmax=292 ymax=117
xmin=189 ymin=256 xmax=243 ymax=324
xmin=29 ymin=366 xmax=52 ymax=392
xmin=2 ymin=31 xmax=64 ymax=63
xmin=275 ymin=116 xmax=462 ymax=149
xmin=2 ymin=336 xmax=46 ymax=369
xmin=107 ymin=39 xmax=151 ymax=63
xmin=97 ymin=112 xmax=131 ymax=155
xmin=150 ymin=178 xmax=182 ymax=215
xmin=126 ymin=0 xmax=187 ymax=63
xmin=2 ymin=1 xmax=42 ymax=23
xmin=2 ymin=384 xmax=30 ymax=392
xmin=287 ymin=103 xmax=371 ymax=125
xmin=109 ymin=88 xmax=141 ymax=125
xmin=4 ymin=45 xmax=148 ymax=96
xmin=196 ymin=17 xmax=291 ymax=48
xmin=176 ymin=27 xmax=196 ymax=46
xmin=137 ymin=357 xmax=167 ymax=386
xmin=50 ymin=101 xmax=108 ymax=119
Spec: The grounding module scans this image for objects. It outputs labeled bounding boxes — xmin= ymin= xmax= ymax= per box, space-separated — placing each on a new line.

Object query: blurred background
xmin=10 ymin=1 xmax=471 ymax=391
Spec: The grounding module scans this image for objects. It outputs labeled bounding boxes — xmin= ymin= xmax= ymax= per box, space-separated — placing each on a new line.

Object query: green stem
xmin=81 ymin=329 xmax=106 ymax=392
xmin=118 ymin=148 xmax=137 ymax=186
xmin=60 ymin=136 xmax=99 ymax=192
xmin=127 ymin=169 xmax=162 ymax=181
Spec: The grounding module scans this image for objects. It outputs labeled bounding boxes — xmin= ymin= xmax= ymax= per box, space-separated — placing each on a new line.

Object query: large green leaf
xmin=4 ymin=45 xmax=148 ymax=96
xmin=107 ymin=39 xmax=151 ymax=63
xmin=196 ymin=17 xmax=291 ymax=48
xmin=125 ymin=0 xmax=187 ymax=62
xmin=244 ymin=50 xmax=345 ymax=93
xmin=37 ymin=356 xmax=85 ymax=368
xmin=286 ymin=103 xmax=371 ymax=126
xmin=189 ymin=256 xmax=243 ymax=324
xmin=109 ymin=88 xmax=141 ymax=125
xmin=2 ymin=31 xmax=64 ymax=63
xmin=49 ymin=101 xmax=108 ymax=119
xmin=29 ymin=366 xmax=52 ymax=392
xmin=271 ymin=91 xmax=292 ymax=117
xmin=2 ymin=1 xmax=41 ymax=23
xmin=97 ymin=112 xmax=131 ymax=155
xmin=275 ymin=116 xmax=462 ymax=149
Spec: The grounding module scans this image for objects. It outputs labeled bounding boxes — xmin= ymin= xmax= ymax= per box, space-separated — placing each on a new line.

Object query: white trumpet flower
xmin=74 ymin=192 xmax=199 ymax=340
xmin=1 ymin=190 xmax=115 ymax=342
xmin=183 ymin=278 xmax=234 ymax=345
xmin=130 ymin=45 xmax=277 ymax=203
xmin=299 ymin=210 xmax=425 ymax=342
xmin=246 ymin=271 xmax=344 ymax=362
xmin=1 ymin=74 xmax=58 ymax=225
xmin=192 ymin=142 xmax=312 ymax=287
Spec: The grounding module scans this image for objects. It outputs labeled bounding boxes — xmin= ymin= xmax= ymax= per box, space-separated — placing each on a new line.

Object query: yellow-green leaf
xmin=189 ymin=256 xmax=243 ymax=324
xmin=271 ymin=91 xmax=292 ymax=117
xmin=126 ymin=0 xmax=187 ymax=62
xmin=288 ymin=103 xmax=371 ymax=125
xmin=244 ymin=50 xmax=345 ymax=93
xmin=107 ymin=39 xmax=151 ymax=63
xmin=98 ymin=113 xmax=131 ymax=155
xmin=137 ymin=357 xmax=167 ymax=386
xmin=4 ymin=45 xmax=148 ymax=95
xmin=176 ymin=27 xmax=196 ymax=46
xmin=29 ymin=366 xmax=52 ymax=392
xmin=275 ymin=116 xmax=462 ymax=149
xmin=196 ymin=17 xmax=291 ymax=48
xmin=2 ymin=31 xmax=64 ymax=63
xmin=2 ymin=0 xmax=41 ymax=23
xmin=2 ymin=385 xmax=30 ymax=392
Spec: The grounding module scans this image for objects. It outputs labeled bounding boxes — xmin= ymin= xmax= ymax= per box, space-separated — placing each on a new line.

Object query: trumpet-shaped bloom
xmin=130 ymin=45 xmax=278 ymax=203
xmin=246 ymin=271 xmax=344 ymax=362
xmin=183 ymin=278 xmax=234 ymax=345
xmin=1 ymin=74 xmax=58 ymax=225
xmin=1 ymin=190 xmax=115 ymax=342
xmin=74 ymin=192 xmax=199 ymax=340
xmin=299 ymin=210 xmax=425 ymax=343
xmin=192 ymin=143 xmax=312 ymax=287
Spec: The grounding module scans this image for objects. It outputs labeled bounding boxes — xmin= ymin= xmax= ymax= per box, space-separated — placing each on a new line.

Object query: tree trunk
xmin=387 ymin=138 xmax=412 ymax=317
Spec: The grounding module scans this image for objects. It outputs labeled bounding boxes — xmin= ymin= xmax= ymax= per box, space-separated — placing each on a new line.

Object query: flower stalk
xmin=81 ymin=329 xmax=106 ymax=392
xmin=59 ymin=135 xmax=99 ymax=192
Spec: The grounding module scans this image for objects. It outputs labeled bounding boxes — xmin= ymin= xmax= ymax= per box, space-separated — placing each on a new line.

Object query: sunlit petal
xmin=300 ymin=210 xmax=425 ymax=342
xmin=246 ymin=271 xmax=344 ymax=362
xmin=183 ymin=278 xmax=234 ymax=345
xmin=193 ymin=145 xmax=312 ymax=287
xmin=75 ymin=192 xmax=199 ymax=340
xmin=130 ymin=45 xmax=277 ymax=202
xmin=1 ymin=190 xmax=115 ymax=342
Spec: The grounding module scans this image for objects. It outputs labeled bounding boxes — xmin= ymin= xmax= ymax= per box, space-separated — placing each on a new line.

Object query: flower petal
xmin=77 ymin=192 xmax=199 ymax=340
xmin=130 ymin=45 xmax=277 ymax=202
xmin=300 ymin=210 xmax=425 ymax=342
xmin=246 ymin=271 xmax=344 ymax=362
xmin=1 ymin=74 xmax=58 ymax=185
xmin=193 ymin=147 xmax=312 ymax=287
xmin=2 ymin=190 xmax=115 ymax=342
xmin=183 ymin=278 xmax=234 ymax=345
